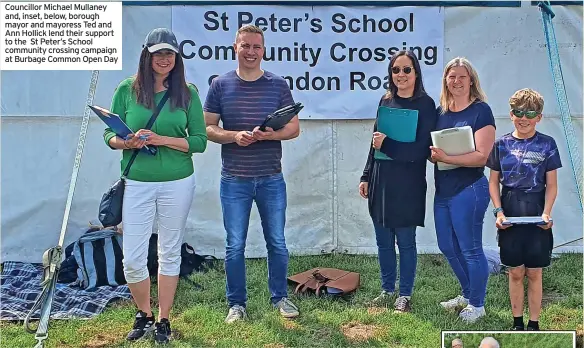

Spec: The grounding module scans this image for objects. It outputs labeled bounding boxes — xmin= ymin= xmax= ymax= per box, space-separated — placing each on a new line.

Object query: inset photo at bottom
xmin=442 ymin=331 xmax=577 ymax=348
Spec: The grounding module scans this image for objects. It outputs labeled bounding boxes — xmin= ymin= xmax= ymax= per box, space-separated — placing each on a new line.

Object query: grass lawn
xmin=1 ymin=253 xmax=582 ymax=347
xmin=444 ymin=332 xmax=575 ymax=347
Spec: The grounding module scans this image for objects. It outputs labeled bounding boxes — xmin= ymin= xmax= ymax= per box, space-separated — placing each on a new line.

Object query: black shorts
xmin=498 ymin=226 xmax=553 ymax=268
xmin=498 ymin=187 xmax=553 ymax=268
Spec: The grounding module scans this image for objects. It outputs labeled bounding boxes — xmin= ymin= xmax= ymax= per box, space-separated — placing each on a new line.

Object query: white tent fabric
xmin=2 ymin=4 xmax=582 ymax=262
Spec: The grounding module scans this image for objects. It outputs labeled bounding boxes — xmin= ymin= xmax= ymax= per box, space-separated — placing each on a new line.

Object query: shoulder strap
xmin=122 ymin=90 xmax=170 ymax=177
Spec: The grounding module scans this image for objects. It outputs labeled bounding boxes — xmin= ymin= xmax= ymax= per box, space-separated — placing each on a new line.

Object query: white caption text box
xmin=1 ymin=2 xmax=122 ymax=70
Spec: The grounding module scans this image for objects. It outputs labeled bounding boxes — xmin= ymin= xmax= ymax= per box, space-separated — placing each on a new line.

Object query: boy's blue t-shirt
xmin=486 ymin=131 xmax=562 ymax=193
xmin=434 ymin=101 xmax=496 ymax=197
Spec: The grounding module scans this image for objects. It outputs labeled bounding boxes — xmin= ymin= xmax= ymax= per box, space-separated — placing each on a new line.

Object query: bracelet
xmin=123 ymin=139 xmax=130 ymax=149
xmin=492 ymin=207 xmax=504 ymax=217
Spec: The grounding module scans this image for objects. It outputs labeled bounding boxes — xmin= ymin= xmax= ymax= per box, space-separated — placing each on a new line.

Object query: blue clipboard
xmin=89 ymin=105 xmax=156 ymax=155
xmin=374 ymin=107 xmax=419 ymax=160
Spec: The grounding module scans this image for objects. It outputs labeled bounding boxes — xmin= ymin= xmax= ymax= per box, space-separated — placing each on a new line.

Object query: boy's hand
xmin=495 ymin=214 xmax=511 ymax=229
xmin=539 ymin=213 xmax=553 ymax=230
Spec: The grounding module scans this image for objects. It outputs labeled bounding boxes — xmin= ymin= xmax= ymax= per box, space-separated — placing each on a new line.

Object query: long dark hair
xmin=383 ymin=50 xmax=426 ymax=100
xmin=132 ymin=48 xmax=191 ymax=111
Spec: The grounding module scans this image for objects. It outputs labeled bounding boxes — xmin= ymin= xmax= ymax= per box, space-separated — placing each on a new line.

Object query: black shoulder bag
xmin=98 ymin=91 xmax=170 ymax=227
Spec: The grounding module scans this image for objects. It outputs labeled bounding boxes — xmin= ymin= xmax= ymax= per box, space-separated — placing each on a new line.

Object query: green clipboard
xmin=374 ymin=107 xmax=419 ymax=160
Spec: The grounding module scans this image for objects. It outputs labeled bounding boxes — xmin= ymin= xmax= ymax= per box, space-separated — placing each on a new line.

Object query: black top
xmin=360 ymin=93 xmax=438 ymax=228
xmin=433 ymin=101 xmax=496 ymax=197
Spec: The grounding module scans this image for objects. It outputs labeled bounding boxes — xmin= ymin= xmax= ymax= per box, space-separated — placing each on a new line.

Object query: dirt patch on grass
xmin=341 ymin=322 xmax=378 ymax=342
xmin=576 ymin=324 xmax=583 ymax=348
xmin=367 ymin=307 xmax=388 ymax=315
xmin=282 ymin=320 xmax=300 ymax=330
xmin=81 ymin=334 xmax=118 ymax=348
xmin=78 ymin=325 xmax=124 ymax=348
xmin=548 ymin=313 xmax=570 ymax=326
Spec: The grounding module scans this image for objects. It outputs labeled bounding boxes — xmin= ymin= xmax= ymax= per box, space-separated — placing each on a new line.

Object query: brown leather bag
xmin=287 ymin=268 xmax=360 ymax=296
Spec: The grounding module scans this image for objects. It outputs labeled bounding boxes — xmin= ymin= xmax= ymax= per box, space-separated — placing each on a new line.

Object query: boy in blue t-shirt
xmin=486 ymin=88 xmax=562 ymax=331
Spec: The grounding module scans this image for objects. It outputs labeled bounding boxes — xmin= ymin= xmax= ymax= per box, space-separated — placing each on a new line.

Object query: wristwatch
xmin=493 ymin=207 xmax=504 ymax=217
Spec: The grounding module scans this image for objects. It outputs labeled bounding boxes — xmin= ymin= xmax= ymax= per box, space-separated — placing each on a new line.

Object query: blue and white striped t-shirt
xmin=204 ymin=70 xmax=295 ymax=177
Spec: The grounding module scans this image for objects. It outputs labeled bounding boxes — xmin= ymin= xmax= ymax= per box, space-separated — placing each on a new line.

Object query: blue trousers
xmin=373 ymin=222 xmax=417 ymax=296
xmin=220 ymin=173 xmax=289 ymax=307
xmin=434 ymin=176 xmax=490 ymax=307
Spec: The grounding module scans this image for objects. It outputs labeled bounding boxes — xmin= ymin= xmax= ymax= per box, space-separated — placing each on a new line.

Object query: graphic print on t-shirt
xmin=488 ymin=132 xmax=562 ymax=193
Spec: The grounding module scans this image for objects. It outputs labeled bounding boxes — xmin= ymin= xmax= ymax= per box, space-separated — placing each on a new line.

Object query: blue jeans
xmin=373 ymin=222 xmax=417 ymax=296
xmin=434 ymin=176 xmax=490 ymax=307
xmin=220 ymin=172 xmax=289 ymax=307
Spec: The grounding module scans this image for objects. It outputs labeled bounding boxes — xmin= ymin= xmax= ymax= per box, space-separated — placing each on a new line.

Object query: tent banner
xmin=172 ymin=5 xmax=444 ymax=119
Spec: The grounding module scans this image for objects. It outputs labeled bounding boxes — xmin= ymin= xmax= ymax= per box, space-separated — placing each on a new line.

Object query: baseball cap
xmin=143 ymin=28 xmax=179 ymax=53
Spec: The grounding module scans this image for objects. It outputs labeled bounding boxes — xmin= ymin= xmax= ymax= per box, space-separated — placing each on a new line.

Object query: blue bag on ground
xmin=72 ymin=228 xmax=126 ymax=290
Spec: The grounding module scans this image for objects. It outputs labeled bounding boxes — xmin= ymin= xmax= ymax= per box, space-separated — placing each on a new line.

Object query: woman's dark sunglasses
xmin=391 ymin=66 xmax=413 ymax=74
xmin=512 ymin=109 xmax=540 ymax=119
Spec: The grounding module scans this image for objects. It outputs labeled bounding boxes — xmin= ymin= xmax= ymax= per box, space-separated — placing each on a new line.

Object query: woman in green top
xmin=103 ymin=28 xmax=207 ymax=344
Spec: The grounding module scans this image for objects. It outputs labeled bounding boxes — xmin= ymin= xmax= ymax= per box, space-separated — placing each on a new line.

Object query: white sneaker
xmin=440 ymin=295 xmax=469 ymax=310
xmin=225 ymin=305 xmax=247 ymax=324
xmin=459 ymin=304 xmax=486 ymax=323
xmin=368 ymin=290 xmax=394 ymax=307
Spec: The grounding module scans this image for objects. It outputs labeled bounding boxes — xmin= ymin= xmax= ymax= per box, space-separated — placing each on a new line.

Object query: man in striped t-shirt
xmin=204 ymin=24 xmax=301 ymax=324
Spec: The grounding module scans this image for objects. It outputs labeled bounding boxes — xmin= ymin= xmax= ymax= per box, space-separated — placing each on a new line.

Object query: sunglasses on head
xmin=391 ymin=66 xmax=413 ymax=74
xmin=512 ymin=109 xmax=540 ymax=119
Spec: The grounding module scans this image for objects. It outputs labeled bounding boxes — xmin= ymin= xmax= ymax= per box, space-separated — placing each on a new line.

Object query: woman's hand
xmin=430 ymin=146 xmax=449 ymax=163
xmin=359 ymin=182 xmax=368 ymax=199
xmin=138 ymin=130 xmax=167 ymax=146
xmin=124 ymin=132 xmax=148 ymax=149
xmin=372 ymin=132 xmax=386 ymax=150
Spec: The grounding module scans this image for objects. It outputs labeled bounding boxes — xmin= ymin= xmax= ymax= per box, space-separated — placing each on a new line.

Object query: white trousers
xmin=122 ymin=174 xmax=195 ymax=283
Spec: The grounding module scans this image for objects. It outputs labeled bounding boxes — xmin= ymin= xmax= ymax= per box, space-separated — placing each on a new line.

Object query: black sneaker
xmin=512 ymin=325 xmax=525 ymax=331
xmin=154 ymin=318 xmax=172 ymax=344
xmin=126 ymin=310 xmax=155 ymax=341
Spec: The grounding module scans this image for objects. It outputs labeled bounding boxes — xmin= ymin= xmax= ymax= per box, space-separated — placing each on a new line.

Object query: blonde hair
xmin=509 ymin=88 xmax=544 ymax=113
xmin=439 ymin=57 xmax=487 ymax=113
xmin=235 ymin=24 xmax=265 ymax=45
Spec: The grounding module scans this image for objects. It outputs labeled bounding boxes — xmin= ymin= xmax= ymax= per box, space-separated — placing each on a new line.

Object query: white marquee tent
xmin=2 ymin=2 xmax=582 ymax=263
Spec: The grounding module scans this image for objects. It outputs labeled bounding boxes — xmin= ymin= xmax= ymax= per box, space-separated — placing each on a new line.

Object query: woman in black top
xmin=359 ymin=50 xmax=438 ymax=312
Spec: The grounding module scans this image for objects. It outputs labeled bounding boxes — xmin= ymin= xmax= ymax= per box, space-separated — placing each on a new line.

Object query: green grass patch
xmin=2 ymin=253 xmax=581 ymax=348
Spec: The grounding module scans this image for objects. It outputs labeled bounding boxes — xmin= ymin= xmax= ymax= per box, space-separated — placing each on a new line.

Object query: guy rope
xmin=23 ymin=70 xmax=100 ymax=348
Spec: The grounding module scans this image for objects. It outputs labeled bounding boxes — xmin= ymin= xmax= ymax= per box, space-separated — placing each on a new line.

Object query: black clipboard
xmin=259 ymin=102 xmax=303 ymax=131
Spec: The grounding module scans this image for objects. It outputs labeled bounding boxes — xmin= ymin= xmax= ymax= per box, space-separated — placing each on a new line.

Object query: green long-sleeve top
xmin=103 ymin=77 xmax=207 ymax=182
